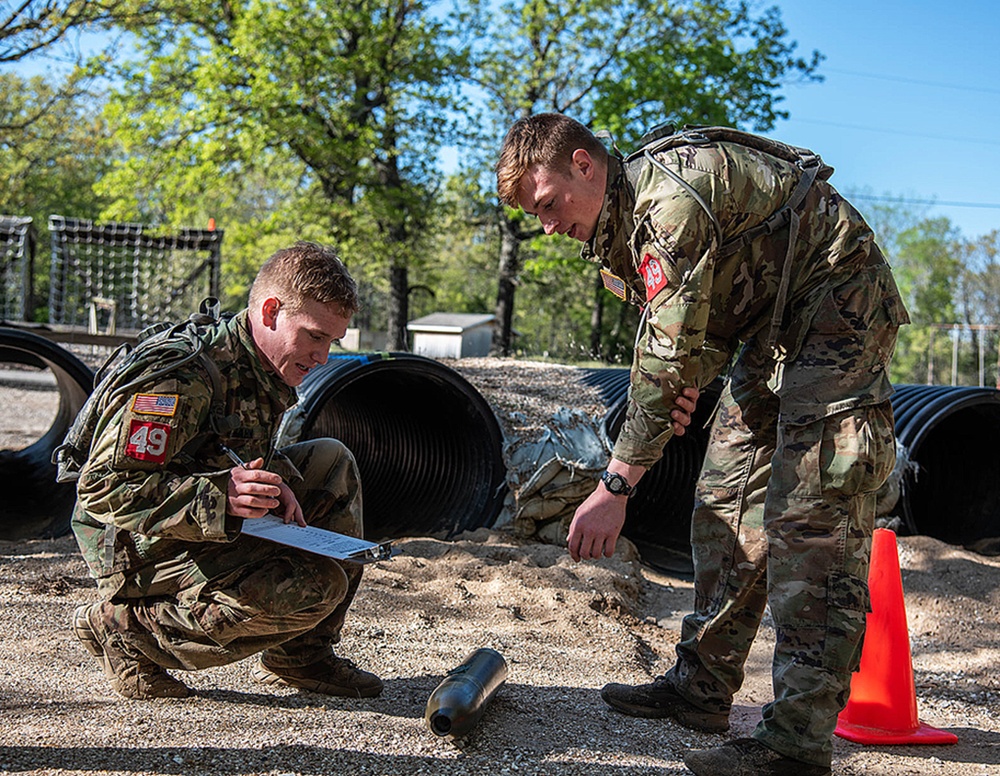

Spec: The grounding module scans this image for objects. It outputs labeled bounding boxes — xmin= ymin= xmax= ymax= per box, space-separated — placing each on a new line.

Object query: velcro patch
xmin=600 ymin=269 xmax=627 ymax=300
xmin=131 ymin=393 xmax=179 ymax=417
xmin=125 ymin=419 xmax=171 ymax=464
xmin=639 ymin=253 xmax=669 ymax=300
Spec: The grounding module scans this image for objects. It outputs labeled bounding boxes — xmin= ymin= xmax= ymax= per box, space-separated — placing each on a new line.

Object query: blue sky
xmin=769 ymin=0 xmax=1000 ymax=239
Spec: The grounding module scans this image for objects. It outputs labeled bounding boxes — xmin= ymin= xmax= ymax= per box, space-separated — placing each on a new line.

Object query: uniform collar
xmin=232 ymin=309 xmax=298 ymax=409
xmin=581 ymin=153 xmax=635 ymax=268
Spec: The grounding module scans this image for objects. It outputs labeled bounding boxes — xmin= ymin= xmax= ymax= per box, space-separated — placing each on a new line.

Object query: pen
xmin=221 ymin=445 xmax=250 ymax=469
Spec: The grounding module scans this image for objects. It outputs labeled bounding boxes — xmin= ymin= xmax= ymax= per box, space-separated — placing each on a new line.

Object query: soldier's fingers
xmin=237 ymin=491 xmax=279 ymax=510
xmin=579 ymin=535 xmax=599 ymax=560
xmin=245 ymin=469 xmax=283 ymax=486
xmin=241 ymin=508 xmax=271 ymax=519
xmin=230 ymin=469 xmax=282 ymax=492
xmin=239 ymin=482 xmax=281 ymax=499
xmin=277 ymin=497 xmax=305 ymax=526
xmin=681 ymin=385 xmax=700 ymax=402
xmin=674 ymin=396 xmax=695 ymax=414
xmin=567 ymin=531 xmax=582 ymax=562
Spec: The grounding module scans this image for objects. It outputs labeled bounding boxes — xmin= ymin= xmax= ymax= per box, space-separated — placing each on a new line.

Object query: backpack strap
xmin=623 ymin=126 xmax=826 ymax=356
xmin=53 ymin=302 xmax=236 ymax=481
xmin=634 ymin=150 xmax=724 ymax=251
xmin=761 ymin=159 xmax=821 ymax=353
xmin=717 ymin=152 xmax=821 ymax=258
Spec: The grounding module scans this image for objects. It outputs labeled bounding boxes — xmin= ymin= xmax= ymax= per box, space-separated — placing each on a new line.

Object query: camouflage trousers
xmin=665 ymin=326 xmax=899 ymax=766
xmin=95 ymin=438 xmax=366 ymax=672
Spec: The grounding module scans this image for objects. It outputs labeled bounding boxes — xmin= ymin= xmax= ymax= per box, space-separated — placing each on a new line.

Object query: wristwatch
xmin=601 ymin=470 xmax=634 ymax=497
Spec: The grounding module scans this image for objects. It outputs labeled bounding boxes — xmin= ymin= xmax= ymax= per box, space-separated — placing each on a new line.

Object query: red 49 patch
xmin=639 ymin=253 xmax=668 ymax=300
xmin=125 ymin=419 xmax=171 ymax=464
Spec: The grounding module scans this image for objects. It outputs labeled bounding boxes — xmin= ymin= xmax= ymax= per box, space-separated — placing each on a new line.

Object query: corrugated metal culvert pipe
xmin=0 ymin=327 xmax=93 ymax=540
xmin=277 ymin=352 xmax=508 ymax=541
xmin=589 ymin=374 xmax=1000 ymax=568
xmin=889 ymin=384 xmax=1000 ymax=550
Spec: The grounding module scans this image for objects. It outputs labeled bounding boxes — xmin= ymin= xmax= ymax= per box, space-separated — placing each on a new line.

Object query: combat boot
xmin=684 ymin=738 xmax=832 ymax=776
xmin=601 ymin=676 xmax=729 ymax=732
xmin=73 ymin=603 xmax=190 ymax=699
xmin=253 ymin=654 xmax=383 ymax=698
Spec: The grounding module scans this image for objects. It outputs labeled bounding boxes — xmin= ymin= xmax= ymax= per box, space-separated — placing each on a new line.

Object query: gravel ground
xmin=2 ymin=359 xmax=1000 ymax=776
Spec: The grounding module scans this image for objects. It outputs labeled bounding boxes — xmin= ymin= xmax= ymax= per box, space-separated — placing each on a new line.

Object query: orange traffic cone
xmin=835 ymin=528 xmax=957 ymax=745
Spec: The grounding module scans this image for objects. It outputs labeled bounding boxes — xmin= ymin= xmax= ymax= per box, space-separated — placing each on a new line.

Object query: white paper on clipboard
xmin=241 ymin=515 xmax=394 ymax=564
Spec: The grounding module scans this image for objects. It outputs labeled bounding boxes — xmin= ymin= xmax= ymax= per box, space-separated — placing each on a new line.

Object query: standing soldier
xmin=495 ymin=114 xmax=909 ymax=776
xmin=65 ymin=241 xmax=382 ymax=701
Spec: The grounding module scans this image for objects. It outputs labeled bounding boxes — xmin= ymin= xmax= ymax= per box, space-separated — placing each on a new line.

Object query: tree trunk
xmin=493 ymin=212 xmax=521 ymax=356
xmin=387 ymin=264 xmax=409 ymax=351
xmin=375 ymin=121 xmax=412 ymax=352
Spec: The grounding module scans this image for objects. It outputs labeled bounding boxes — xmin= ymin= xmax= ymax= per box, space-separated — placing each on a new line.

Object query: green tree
xmin=414 ymin=173 xmax=498 ymax=321
xmin=1 ymin=0 xmax=126 ymax=62
xmin=466 ymin=0 xmax=821 ymax=358
xmin=0 ymin=70 xmax=113 ymax=319
xmin=887 ymin=217 xmax=962 ymax=384
xmin=95 ymin=0 xmax=466 ymax=345
xmin=856 ymin=200 xmax=994 ymax=386
xmin=956 ymin=230 xmax=1000 ymax=386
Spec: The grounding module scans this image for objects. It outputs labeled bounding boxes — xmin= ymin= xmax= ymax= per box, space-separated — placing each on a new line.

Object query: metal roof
xmin=407 ymin=312 xmax=496 ymax=333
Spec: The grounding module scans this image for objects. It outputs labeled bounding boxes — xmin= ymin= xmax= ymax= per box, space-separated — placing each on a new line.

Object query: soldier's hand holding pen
xmin=223 ymin=447 xmax=306 ymax=526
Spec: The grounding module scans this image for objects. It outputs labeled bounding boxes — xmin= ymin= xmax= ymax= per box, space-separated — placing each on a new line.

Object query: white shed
xmin=407 ymin=312 xmax=496 ymax=359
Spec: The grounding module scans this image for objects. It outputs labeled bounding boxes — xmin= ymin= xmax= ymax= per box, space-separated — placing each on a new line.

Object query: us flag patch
xmin=130 ymin=393 xmax=179 ymax=417
xmin=600 ymin=269 xmax=627 ymax=300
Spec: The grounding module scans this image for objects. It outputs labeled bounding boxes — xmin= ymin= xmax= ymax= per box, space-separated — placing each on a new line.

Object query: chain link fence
xmin=0 ymin=216 xmax=36 ymax=322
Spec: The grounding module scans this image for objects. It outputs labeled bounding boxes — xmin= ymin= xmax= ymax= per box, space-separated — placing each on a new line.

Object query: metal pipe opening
xmin=889 ymin=384 xmax=1000 ymax=549
xmin=0 ymin=327 xmax=93 ymax=539
xmin=277 ymin=353 xmax=508 ymax=541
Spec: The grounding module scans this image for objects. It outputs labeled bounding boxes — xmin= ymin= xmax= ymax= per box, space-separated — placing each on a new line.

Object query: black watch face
xmin=604 ymin=472 xmax=629 ymax=494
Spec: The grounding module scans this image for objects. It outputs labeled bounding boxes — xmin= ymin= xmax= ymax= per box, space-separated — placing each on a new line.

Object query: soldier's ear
xmin=571 ymin=148 xmax=596 ymax=180
xmin=260 ymin=297 xmax=282 ymax=329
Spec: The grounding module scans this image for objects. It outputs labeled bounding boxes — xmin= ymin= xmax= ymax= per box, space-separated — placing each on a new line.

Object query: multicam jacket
xmin=72 ymin=309 xmax=301 ymax=595
xmin=583 ymin=134 xmax=910 ymax=468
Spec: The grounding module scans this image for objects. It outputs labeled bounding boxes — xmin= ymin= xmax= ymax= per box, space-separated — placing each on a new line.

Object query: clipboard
xmin=223 ymin=445 xmax=394 ymax=564
xmin=241 ymin=514 xmax=395 ymax=564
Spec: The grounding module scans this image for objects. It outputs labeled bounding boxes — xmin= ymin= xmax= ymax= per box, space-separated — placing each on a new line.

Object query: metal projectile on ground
xmin=425 ymin=647 xmax=508 ymax=738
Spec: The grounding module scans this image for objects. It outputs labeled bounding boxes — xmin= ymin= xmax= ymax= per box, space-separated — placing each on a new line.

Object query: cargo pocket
xmin=818 ymin=406 xmax=894 ymax=497
xmin=779 ymin=403 xmax=896 ymax=500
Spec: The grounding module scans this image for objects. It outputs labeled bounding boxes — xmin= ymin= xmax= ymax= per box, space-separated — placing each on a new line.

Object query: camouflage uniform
xmin=72 ymin=310 xmax=365 ymax=672
xmin=585 ymin=137 xmax=909 ymax=767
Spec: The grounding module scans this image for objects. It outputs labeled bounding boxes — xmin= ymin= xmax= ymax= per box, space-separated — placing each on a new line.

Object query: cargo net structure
xmin=48 ymin=215 xmax=222 ymax=331
xmin=1 ymin=216 xmax=36 ymax=322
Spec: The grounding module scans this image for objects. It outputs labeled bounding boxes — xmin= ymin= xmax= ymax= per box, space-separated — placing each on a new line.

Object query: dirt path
xmin=1 ymin=529 xmax=999 ymax=775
